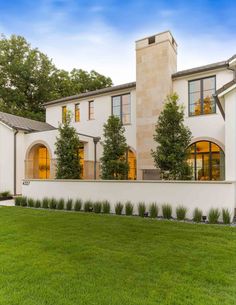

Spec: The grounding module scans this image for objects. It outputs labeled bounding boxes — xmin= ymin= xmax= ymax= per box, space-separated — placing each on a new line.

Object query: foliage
xmin=162 ymin=204 xmax=172 ymax=219
xmin=222 ymin=208 xmax=231 ymax=224
xmin=49 ymin=198 xmax=57 ymax=209
xmin=176 ymin=205 xmax=187 ymax=220
xmin=0 ymin=34 xmax=112 ymax=121
xmin=0 ymin=191 xmax=11 ymax=197
xmin=208 ymin=208 xmax=220 ymax=224
xmin=42 ymin=198 xmax=49 ymax=209
xmin=102 ymin=201 xmax=111 ymax=214
xmin=193 ymin=208 xmax=203 ymax=223
xmin=15 ymin=197 xmax=22 ymax=206
xmin=35 ymin=200 xmax=41 ymax=208
xmin=149 ymin=203 xmax=158 ymax=218
xmin=93 ymin=202 xmax=102 ymax=213
xmin=74 ymin=199 xmax=82 ymax=211
xmin=66 ymin=199 xmax=73 ymax=211
xmin=28 ymin=198 xmax=35 ymax=208
xmin=115 ymin=202 xmax=123 ymax=215
xmin=20 ymin=197 xmax=27 ymax=207
xmin=138 ymin=202 xmax=146 ymax=217
xmin=100 ymin=116 xmax=129 ymax=179
xmin=152 ymin=93 xmax=192 ymax=180
xmin=55 ymin=113 xmax=81 ymax=179
xmin=125 ymin=201 xmax=133 ymax=216
xmin=57 ymin=199 xmax=65 ymax=210
xmin=84 ymin=200 xmax=93 ymax=212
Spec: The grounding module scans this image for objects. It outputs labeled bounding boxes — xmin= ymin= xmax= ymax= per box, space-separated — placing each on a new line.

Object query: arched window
xmin=26 ymin=144 xmax=50 ymax=179
xmin=187 ymin=141 xmax=225 ymax=181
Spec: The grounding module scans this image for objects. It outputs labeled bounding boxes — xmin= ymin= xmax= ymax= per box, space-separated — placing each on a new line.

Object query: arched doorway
xmin=26 ymin=144 xmax=51 ymax=179
xmin=187 ymin=141 xmax=225 ymax=181
xmin=128 ymin=149 xmax=136 ymax=180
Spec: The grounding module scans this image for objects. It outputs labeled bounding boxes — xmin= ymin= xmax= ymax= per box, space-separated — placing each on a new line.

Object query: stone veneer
xmin=135 ymin=31 xmax=177 ymax=179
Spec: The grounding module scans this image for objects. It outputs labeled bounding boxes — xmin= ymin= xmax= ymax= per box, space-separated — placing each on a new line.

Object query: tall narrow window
xmin=112 ymin=94 xmax=131 ymax=124
xmin=75 ymin=103 xmax=80 ymax=122
xmin=189 ymin=76 xmax=216 ymax=116
xmin=88 ymin=101 xmax=94 ymax=120
xmin=62 ymin=106 xmax=67 ymax=123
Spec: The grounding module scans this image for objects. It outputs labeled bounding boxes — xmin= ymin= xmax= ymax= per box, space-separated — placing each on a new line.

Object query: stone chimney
xmin=135 ymin=31 xmax=177 ymax=179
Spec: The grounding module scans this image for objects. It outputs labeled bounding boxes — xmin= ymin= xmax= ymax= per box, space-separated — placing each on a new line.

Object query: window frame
xmin=62 ymin=105 xmax=67 ymax=123
xmin=88 ymin=100 xmax=94 ymax=120
xmin=188 ymin=140 xmax=225 ymax=181
xmin=75 ymin=103 xmax=80 ymax=122
xmin=111 ymin=93 xmax=131 ymax=125
xmin=188 ymin=75 xmax=216 ymax=117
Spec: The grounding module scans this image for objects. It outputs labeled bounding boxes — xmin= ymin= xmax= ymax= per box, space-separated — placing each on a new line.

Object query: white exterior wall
xmin=173 ymin=69 xmax=234 ymax=148
xmin=225 ymin=88 xmax=236 ymax=180
xmin=0 ymin=123 xmax=14 ymax=193
xmin=22 ymin=180 xmax=236 ymax=221
xmin=16 ymin=132 xmax=25 ymax=195
xmin=45 ymin=89 xmax=136 ymax=159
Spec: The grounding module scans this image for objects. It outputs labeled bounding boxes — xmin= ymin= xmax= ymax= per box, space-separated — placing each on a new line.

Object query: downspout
xmin=14 ymin=130 xmax=19 ymax=196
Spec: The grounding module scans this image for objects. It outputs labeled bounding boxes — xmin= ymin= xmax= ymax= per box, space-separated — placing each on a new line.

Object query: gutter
xmin=13 ymin=130 xmax=19 ymax=196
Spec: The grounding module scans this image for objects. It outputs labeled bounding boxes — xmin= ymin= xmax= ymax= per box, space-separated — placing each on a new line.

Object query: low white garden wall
xmin=22 ymin=179 xmax=236 ymax=220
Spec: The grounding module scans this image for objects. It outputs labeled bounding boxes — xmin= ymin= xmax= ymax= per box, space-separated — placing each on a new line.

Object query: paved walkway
xmin=0 ymin=199 xmax=15 ymax=206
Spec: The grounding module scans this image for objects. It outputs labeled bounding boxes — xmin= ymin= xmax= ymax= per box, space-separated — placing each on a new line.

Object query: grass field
xmin=0 ymin=207 xmax=235 ymax=305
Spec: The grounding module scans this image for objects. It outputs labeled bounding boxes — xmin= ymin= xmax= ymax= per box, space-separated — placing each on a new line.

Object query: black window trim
xmin=74 ymin=103 xmax=80 ymax=122
xmin=88 ymin=100 xmax=94 ymax=120
xmin=188 ymin=75 xmax=216 ymax=117
xmin=189 ymin=140 xmax=225 ymax=181
xmin=111 ymin=93 xmax=131 ymax=125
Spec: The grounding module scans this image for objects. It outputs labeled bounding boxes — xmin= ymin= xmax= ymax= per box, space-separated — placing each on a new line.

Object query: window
xmin=88 ymin=101 xmax=94 ymax=120
xmin=128 ymin=149 xmax=136 ymax=180
xmin=187 ymin=141 xmax=225 ymax=181
xmin=112 ymin=94 xmax=131 ymax=124
xmin=189 ymin=76 xmax=216 ymax=116
xmin=75 ymin=103 xmax=80 ymax=122
xmin=78 ymin=143 xmax=84 ymax=178
xmin=62 ymin=106 xmax=67 ymax=123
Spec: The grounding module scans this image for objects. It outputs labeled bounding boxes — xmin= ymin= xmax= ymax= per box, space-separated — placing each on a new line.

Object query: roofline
xmin=44 ymin=82 xmax=136 ymax=107
xmin=135 ymin=30 xmax=175 ymax=43
xmin=172 ymin=61 xmax=228 ymax=79
xmin=213 ymin=94 xmax=225 ymax=120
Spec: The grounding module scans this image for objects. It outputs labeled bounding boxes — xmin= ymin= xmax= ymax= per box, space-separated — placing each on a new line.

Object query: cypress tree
xmin=151 ymin=93 xmax=192 ymax=180
xmin=55 ymin=113 xmax=81 ymax=179
xmin=101 ymin=115 xmax=129 ymax=179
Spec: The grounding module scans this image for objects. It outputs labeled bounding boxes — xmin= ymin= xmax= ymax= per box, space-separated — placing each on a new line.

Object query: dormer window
xmin=189 ymin=76 xmax=216 ymax=116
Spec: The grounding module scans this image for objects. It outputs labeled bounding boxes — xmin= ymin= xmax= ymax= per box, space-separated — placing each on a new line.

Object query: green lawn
xmin=0 ymin=207 xmax=235 ymax=305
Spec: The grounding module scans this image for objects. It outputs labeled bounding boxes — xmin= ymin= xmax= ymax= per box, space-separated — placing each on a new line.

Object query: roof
xmin=44 ymin=82 xmax=136 ymax=106
xmin=0 ymin=111 xmax=56 ymax=132
xmin=172 ymin=54 xmax=236 ymax=79
xmin=216 ymin=79 xmax=236 ymax=96
xmin=172 ymin=60 xmax=228 ymax=79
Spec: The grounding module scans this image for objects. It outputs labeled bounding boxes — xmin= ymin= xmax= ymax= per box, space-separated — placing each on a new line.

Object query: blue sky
xmin=0 ymin=0 xmax=236 ymax=84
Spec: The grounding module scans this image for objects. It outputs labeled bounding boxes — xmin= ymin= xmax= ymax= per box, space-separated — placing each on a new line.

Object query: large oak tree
xmin=0 ymin=34 xmax=112 ymax=121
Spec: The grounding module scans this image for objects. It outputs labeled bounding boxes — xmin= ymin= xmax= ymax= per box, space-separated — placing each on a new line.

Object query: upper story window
xmin=75 ymin=103 xmax=80 ymax=122
xmin=112 ymin=93 xmax=131 ymax=124
xmin=62 ymin=106 xmax=67 ymax=123
xmin=189 ymin=76 xmax=216 ymax=116
xmin=88 ymin=101 xmax=94 ymax=120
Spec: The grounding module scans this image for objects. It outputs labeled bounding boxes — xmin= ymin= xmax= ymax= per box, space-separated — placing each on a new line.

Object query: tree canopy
xmin=151 ymin=93 xmax=192 ymax=180
xmin=0 ymin=34 xmax=113 ymax=121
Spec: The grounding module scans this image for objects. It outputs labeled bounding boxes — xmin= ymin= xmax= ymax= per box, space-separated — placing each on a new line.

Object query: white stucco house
xmin=1 ymin=30 xmax=236 ymax=196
